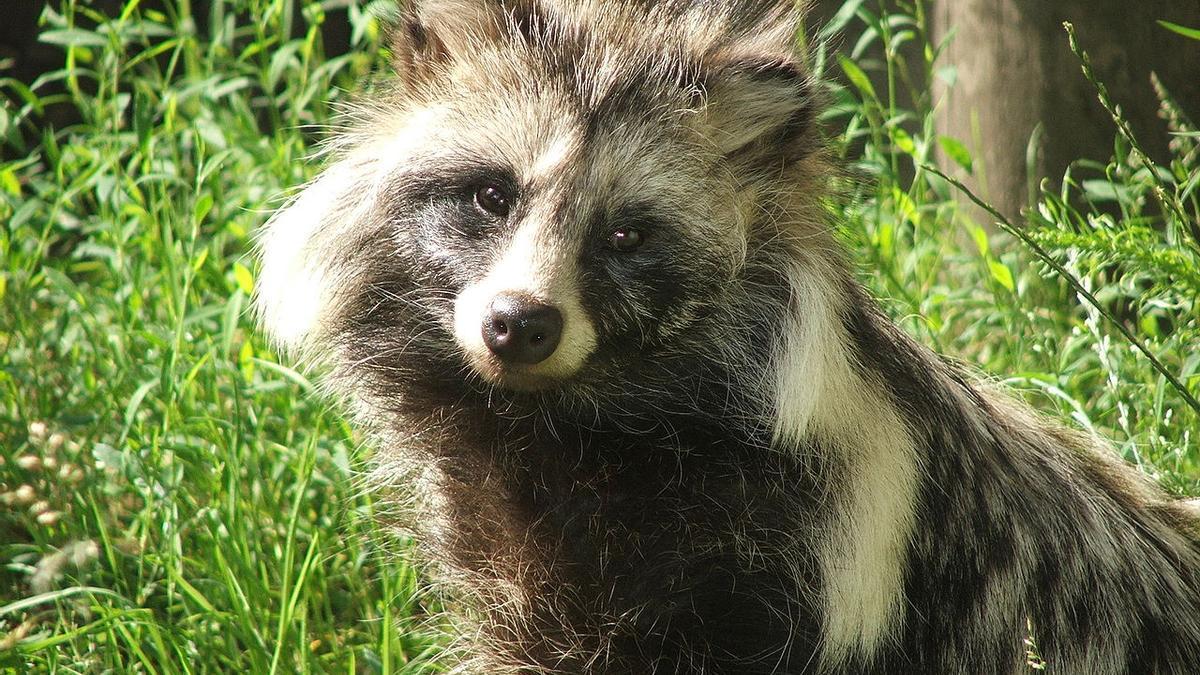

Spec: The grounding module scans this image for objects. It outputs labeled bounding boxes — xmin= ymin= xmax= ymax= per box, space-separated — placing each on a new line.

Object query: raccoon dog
xmin=255 ymin=0 xmax=1200 ymax=672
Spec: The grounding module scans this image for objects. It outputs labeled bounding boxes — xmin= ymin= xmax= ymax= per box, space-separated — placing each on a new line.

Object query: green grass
xmin=1 ymin=1 xmax=443 ymax=672
xmin=1 ymin=1 xmax=1197 ymax=672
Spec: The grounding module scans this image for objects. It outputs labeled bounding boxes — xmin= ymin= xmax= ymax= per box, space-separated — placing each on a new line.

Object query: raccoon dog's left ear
xmin=703 ymin=57 xmax=815 ymax=160
xmin=700 ymin=8 xmax=817 ymax=161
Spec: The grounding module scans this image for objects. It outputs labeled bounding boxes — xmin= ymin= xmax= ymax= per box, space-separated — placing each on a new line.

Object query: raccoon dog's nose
xmin=483 ymin=294 xmax=563 ymax=365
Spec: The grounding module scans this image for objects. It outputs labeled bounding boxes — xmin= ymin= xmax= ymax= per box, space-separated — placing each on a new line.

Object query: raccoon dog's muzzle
xmin=452 ymin=220 xmax=597 ymax=391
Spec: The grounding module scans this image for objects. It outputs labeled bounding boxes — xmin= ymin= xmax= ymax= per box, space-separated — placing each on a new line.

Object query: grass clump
xmin=1 ymin=0 xmax=1197 ymax=672
xmin=1 ymin=1 xmax=442 ymax=672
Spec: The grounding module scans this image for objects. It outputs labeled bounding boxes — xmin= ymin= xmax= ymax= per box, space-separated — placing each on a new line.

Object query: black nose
xmin=482 ymin=294 xmax=564 ymax=365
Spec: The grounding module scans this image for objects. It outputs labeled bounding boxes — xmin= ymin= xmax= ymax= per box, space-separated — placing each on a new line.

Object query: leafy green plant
xmin=1023 ymin=22 xmax=1200 ymax=482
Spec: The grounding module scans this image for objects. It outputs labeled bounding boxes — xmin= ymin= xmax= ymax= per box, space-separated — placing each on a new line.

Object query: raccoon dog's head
xmin=257 ymin=0 xmax=822 ymax=406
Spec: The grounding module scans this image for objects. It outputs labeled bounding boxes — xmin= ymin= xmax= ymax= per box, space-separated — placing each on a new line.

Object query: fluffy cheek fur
xmin=255 ymin=106 xmax=454 ymax=358
xmin=580 ymin=239 xmax=725 ymax=353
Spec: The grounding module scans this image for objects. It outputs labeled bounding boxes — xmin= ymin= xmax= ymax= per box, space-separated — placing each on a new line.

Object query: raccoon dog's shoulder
xmin=256 ymin=1 xmax=1200 ymax=673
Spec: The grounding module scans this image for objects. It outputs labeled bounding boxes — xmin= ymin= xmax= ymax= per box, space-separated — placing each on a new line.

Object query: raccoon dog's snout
xmin=482 ymin=293 xmax=563 ymax=365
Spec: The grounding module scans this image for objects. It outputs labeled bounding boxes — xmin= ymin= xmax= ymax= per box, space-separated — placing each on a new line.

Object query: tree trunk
xmin=932 ymin=0 xmax=1200 ymax=221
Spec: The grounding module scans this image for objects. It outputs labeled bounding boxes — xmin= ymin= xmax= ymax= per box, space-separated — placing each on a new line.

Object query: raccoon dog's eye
xmin=608 ymin=227 xmax=645 ymax=252
xmin=474 ymin=183 xmax=512 ymax=217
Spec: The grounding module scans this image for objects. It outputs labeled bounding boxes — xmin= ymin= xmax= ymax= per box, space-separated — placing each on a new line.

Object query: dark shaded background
xmin=0 ymin=0 xmax=355 ymax=86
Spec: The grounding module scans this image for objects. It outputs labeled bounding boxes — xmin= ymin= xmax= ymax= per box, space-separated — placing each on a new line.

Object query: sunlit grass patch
xmin=2 ymin=1 xmax=443 ymax=671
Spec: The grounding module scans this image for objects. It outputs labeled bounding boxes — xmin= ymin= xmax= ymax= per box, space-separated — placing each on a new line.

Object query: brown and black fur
xmin=255 ymin=1 xmax=1200 ymax=672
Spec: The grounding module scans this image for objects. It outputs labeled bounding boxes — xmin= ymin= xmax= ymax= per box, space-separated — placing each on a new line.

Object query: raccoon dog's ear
xmin=701 ymin=8 xmax=816 ymax=161
xmin=391 ymin=0 xmax=511 ymax=88
xmin=703 ymin=58 xmax=815 ymax=160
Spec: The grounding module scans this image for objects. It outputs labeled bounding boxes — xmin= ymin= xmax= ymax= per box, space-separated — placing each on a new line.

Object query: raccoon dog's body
xmin=256 ymin=1 xmax=1200 ymax=672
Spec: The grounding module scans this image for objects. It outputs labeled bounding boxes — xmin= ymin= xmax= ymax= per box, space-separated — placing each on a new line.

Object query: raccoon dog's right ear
xmin=391 ymin=0 xmax=510 ymax=88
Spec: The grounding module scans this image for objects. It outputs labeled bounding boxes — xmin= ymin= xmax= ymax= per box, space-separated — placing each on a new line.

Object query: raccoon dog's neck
xmin=255 ymin=0 xmax=1200 ymax=673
